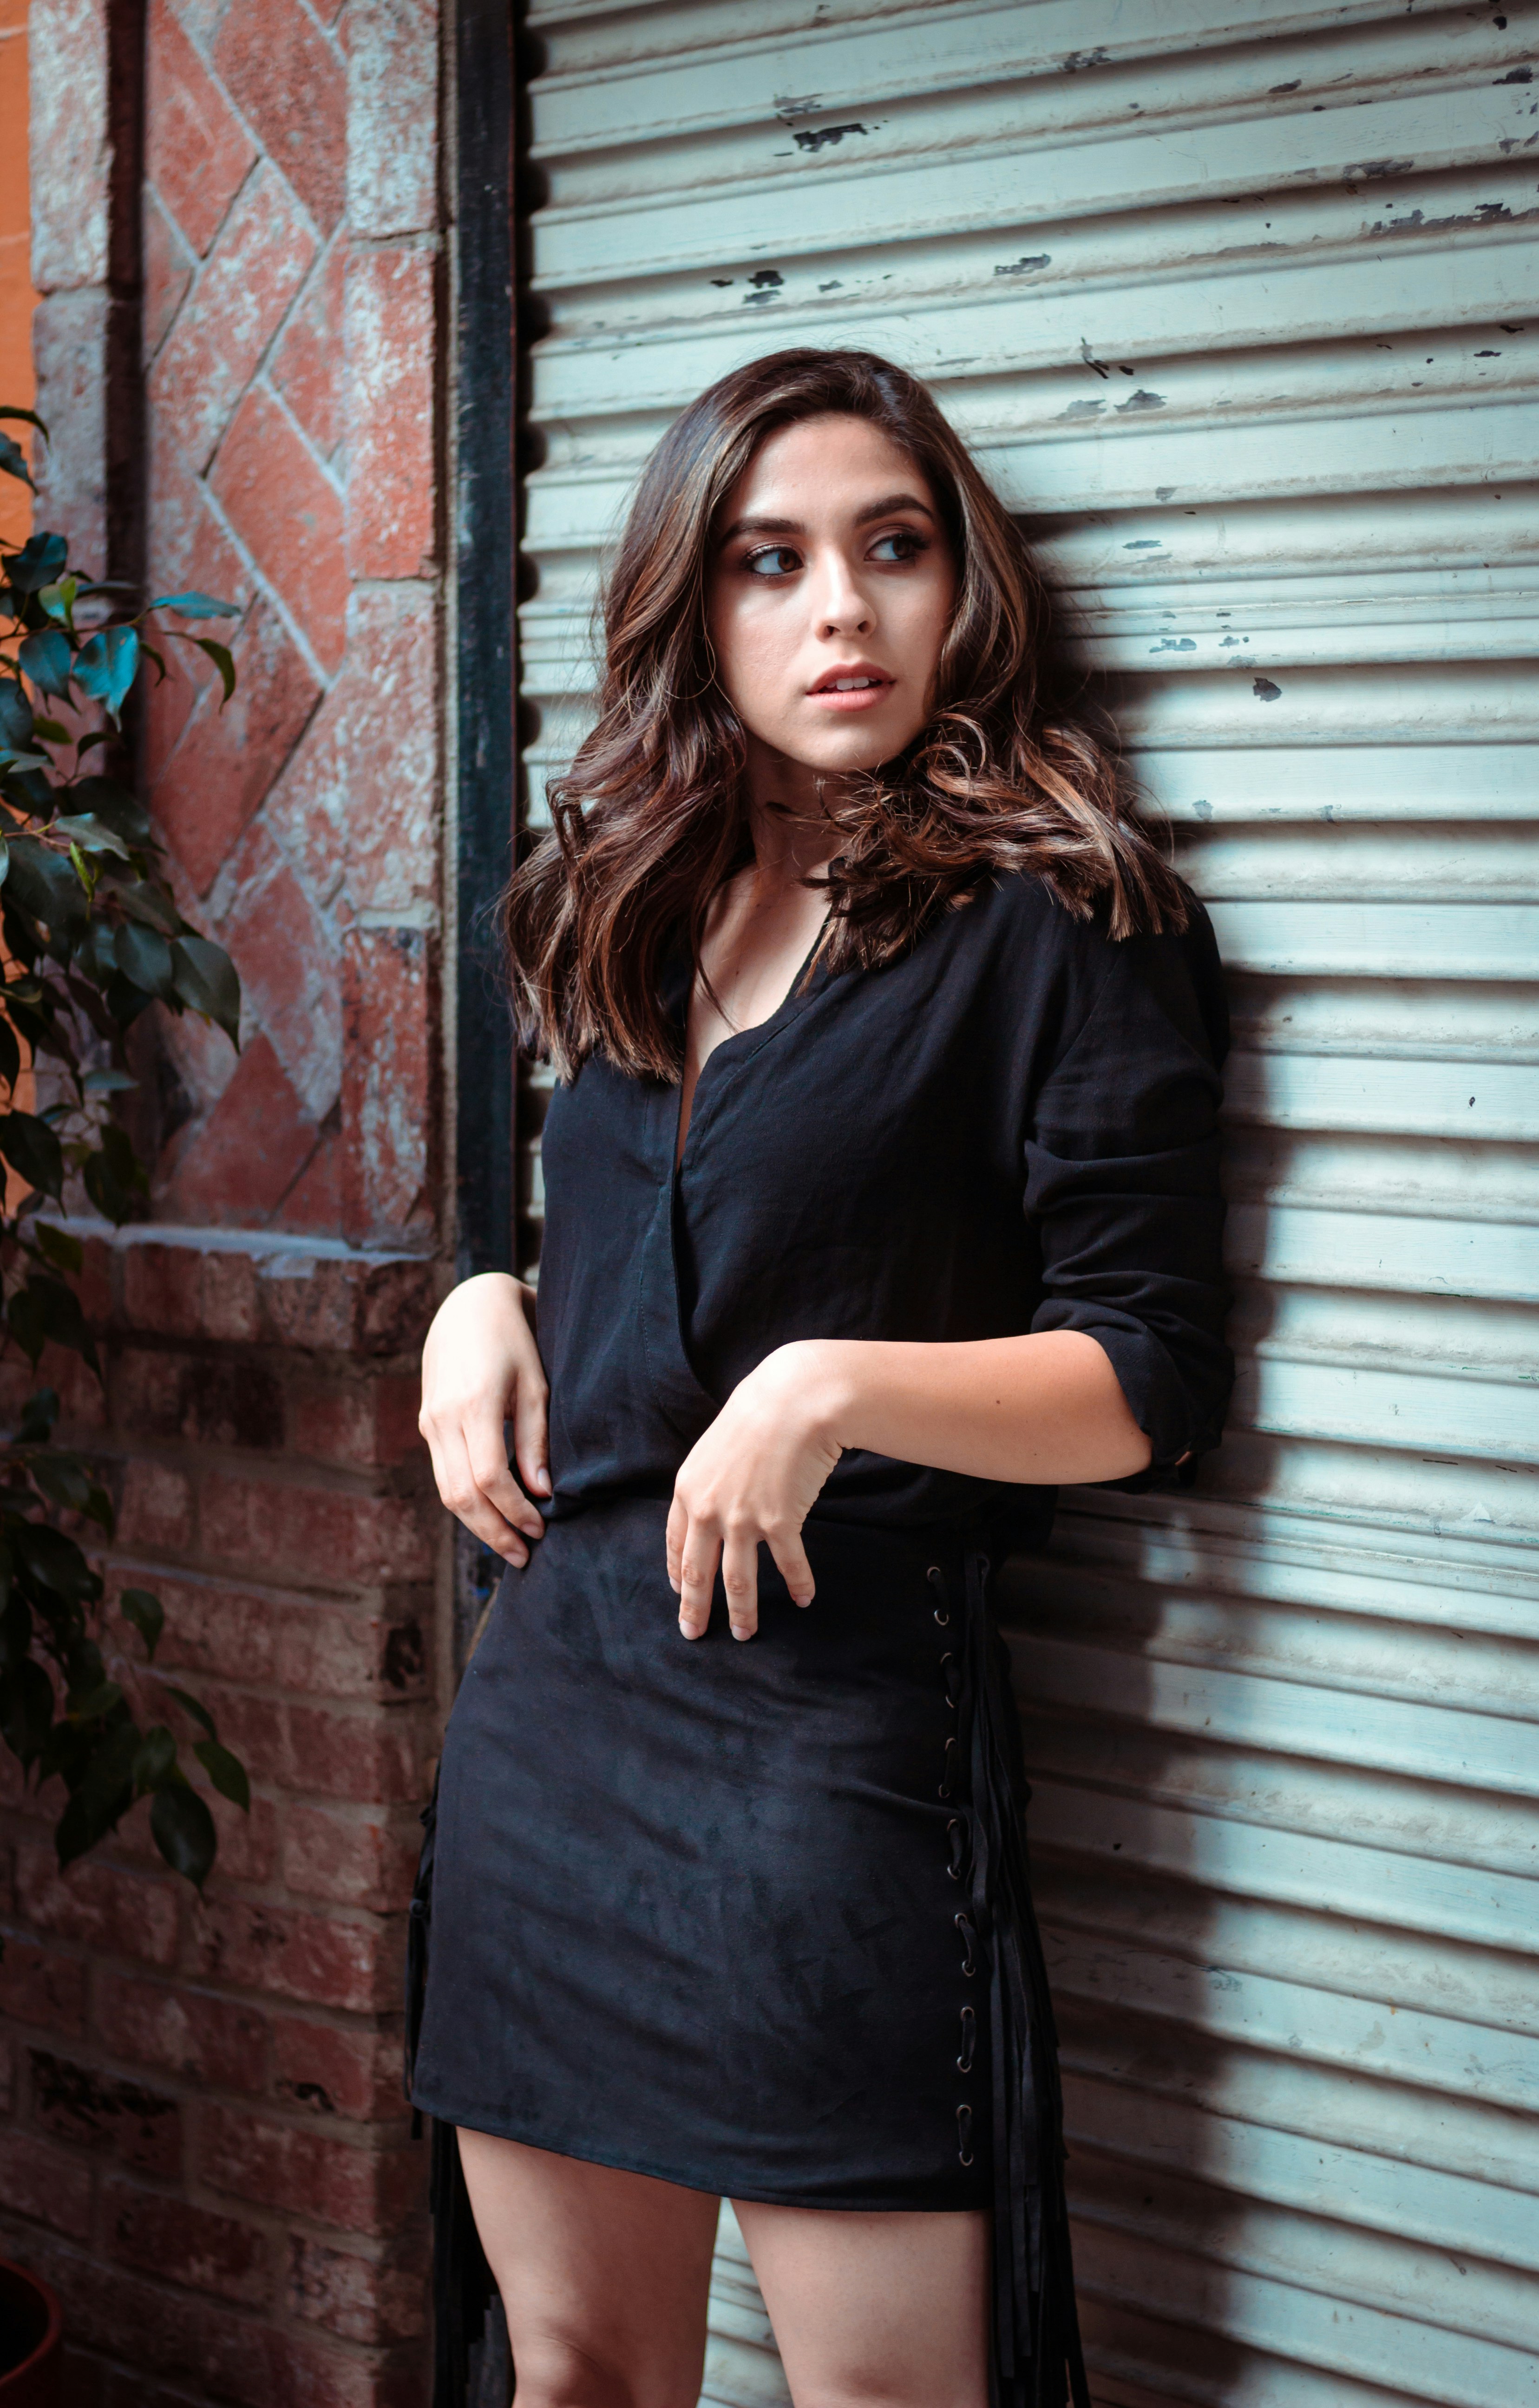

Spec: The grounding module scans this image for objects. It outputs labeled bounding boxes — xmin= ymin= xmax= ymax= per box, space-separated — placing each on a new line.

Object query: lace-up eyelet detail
xmin=956 ymin=2102 xmax=975 ymax=2167
xmin=941 ymin=1651 xmax=962 ymax=1708
xmin=926 ymin=1564 xmax=950 ymax=1626
xmin=939 ymin=1734 xmax=959 ymax=1800
xmin=946 ymin=1817 xmax=968 ymax=1883
xmin=957 ymin=2003 xmax=976 ymax=2073
xmin=955 ymin=1911 xmax=978 ymax=1978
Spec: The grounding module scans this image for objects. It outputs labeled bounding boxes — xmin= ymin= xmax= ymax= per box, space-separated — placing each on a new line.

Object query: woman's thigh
xmin=733 ymin=2201 xmax=991 ymax=2408
xmin=457 ymin=2130 xmax=720 ymax=2408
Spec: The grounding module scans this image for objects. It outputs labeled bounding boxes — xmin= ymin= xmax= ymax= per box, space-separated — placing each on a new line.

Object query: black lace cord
xmin=960 ymin=1547 xmax=1090 ymax=2408
xmin=404 ymin=1770 xmax=498 ymax=2408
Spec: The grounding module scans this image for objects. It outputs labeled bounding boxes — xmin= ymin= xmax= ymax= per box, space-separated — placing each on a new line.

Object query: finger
xmin=766 ymin=1529 xmax=816 ymax=1609
xmin=677 ymin=1516 xmax=720 ymax=1641
xmin=511 ymin=1371 xmax=552 ymax=1501
xmin=465 ymin=1416 xmax=545 ymax=1542
xmin=665 ymin=1494 xmax=688 ymax=1596
xmin=432 ymin=1431 xmax=530 ymax=1565
xmin=720 ymin=1525 xmax=760 ymax=1642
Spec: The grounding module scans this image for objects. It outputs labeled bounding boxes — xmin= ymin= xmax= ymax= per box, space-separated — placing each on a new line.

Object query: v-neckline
xmin=671 ymin=914 xmax=831 ymax=1169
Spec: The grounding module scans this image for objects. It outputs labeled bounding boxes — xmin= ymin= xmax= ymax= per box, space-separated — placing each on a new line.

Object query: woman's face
xmin=706 ymin=412 xmax=957 ymax=781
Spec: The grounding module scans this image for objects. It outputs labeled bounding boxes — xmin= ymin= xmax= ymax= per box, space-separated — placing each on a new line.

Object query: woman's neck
xmin=743 ymin=737 xmax=850 ymax=888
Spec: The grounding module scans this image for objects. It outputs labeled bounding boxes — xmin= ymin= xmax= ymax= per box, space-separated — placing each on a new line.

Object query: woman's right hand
xmin=419 ymin=1273 xmax=550 ymax=1566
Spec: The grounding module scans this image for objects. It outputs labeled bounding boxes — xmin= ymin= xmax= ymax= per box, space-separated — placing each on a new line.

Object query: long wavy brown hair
xmin=503 ymin=347 xmax=1185 ymax=1080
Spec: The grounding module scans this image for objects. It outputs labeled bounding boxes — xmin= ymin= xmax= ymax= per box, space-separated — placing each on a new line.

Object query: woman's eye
xmin=745 ymin=546 xmax=802 ymax=578
xmin=870 ymin=530 xmax=925 ymax=563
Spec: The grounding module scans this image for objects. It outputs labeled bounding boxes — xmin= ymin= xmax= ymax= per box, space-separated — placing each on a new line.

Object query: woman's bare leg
xmin=733 ymin=2202 xmax=991 ymax=2408
xmin=457 ymin=2130 xmax=720 ymax=2408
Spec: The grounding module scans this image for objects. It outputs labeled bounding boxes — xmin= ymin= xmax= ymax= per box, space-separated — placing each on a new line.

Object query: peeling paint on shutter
xmin=517 ymin=3 xmax=1539 ymax=2400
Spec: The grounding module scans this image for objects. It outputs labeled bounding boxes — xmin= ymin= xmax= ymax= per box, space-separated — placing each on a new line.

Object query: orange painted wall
xmin=0 ymin=0 xmax=33 ymax=548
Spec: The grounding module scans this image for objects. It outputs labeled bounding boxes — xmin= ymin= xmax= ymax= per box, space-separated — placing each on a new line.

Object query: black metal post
xmin=453 ymin=0 xmax=516 ymax=1285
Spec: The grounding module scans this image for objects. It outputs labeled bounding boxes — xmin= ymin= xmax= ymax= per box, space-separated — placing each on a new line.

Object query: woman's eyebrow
xmin=716 ymin=492 xmax=936 ymax=546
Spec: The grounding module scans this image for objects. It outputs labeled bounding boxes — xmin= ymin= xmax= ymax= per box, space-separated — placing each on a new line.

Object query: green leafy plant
xmin=0 ymin=406 xmax=249 ymax=1889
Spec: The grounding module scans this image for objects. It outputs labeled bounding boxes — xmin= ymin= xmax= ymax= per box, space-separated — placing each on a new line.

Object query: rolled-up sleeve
xmin=1023 ymin=918 xmax=1232 ymax=1477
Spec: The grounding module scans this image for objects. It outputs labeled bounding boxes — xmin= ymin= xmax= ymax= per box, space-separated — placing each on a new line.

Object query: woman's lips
xmin=806 ymin=677 xmax=894 ymax=713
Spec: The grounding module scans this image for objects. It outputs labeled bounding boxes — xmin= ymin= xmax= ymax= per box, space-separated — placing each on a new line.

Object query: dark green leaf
xmin=194 ymin=1735 xmax=250 ymax=1813
xmin=165 ymin=1683 xmax=216 ymax=1740
xmin=68 ymin=775 xmax=151 ymax=844
xmin=16 ymin=626 xmax=72 ymax=699
xmin=150 ymin=1783 xmax=216 ymax=1888
xmin=0 ymin=432 xmax=33 ymax=491
xmin=11 ymin=535 xmax=67 ymax=594
xmin=83 ymin=1120 xmax=146 ymax=1224
xmin=0 ymin=1110 xmax=65 ymax=1199
xmin=19 ymin=1387 xmax=59 ymax=1442
xmin=52 ymin=812 xmax=130 ymax=859
xmin=121 ymin=1588 xmax=164 ymax=1662
xmin=111 ymin=877 xmax=179 ymax=933
xmin=67 ymin=1677 xmax=122 ymax=1721
xmin=0 ymin=677 xmax=33 ymax=750
xmin=170 ymin=936 xmax=241 ymax=1044
xmin=190 ymin=637 xmax=236 ymax=708
xmin=31 ymin=716 xmax=67 ymax=743
xmin=0 ymin=1657 xmax=54 ymax=1764
xmin=56 ymin=1716 xmax=138 ymax=1864
xmin=0 ymin=1012 xmax=20 ymax=1090
xmin=113 ymin=921 xmax=175 ymax=999
xmin=0 ymin=409 xmax=48 ymax=434
xmin=12 ymin=1519 xmax=98 ymax=1603
xmin=37 ymin=577 xmax=77 ymax=628
xmin=133 ymin=1723 xmax=177 ymax=1793
xmin=149 ymin=591 xmax=238 ymax=619
xmin=74 ymin=729 xmax=114 ymax=760
xmin=0 ymin=1590 xmax=29 ymax=1669
xmin=32 ymin=1222 xmax=83 ymax=1275
xmin=72 ymin=626 xmax=138 ymax=721
xmin=73 ymin=919 xmax=118 ymax=986
xmin=82 ymin=1482 xmax=113 ymax=1532
xmin=29 ymin=1450 xmax=93 ymax=1512
xmin=5 ymin=836 xmax=88 ymax=936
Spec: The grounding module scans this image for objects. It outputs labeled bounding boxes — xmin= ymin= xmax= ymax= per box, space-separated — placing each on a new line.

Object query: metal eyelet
xmin=940 ymin=1651 xmax=962 ymax=1708
xmin=945 ymin=1817 xmax=968 ymax=1883
xmin=955 ymin=1911 xmax=977 ymax=1978
xmin=938 ymin=1735 xmax=959 ymax=1801
xmin=956 ymin=2102 xmax=974 ymax=2167
xmin=927 ymin=1564 xmax=950 ymax=1626
xmin=957 ymin=2004 xmax=976 ymax=2073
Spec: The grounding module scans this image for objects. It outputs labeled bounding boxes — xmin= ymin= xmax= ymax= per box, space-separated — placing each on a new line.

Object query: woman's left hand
xmin=667 ymin=1341 xmax=842 ymax=1642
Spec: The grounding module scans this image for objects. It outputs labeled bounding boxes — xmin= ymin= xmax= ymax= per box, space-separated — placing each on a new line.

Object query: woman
xmin=409 ymin=348 xmax=1231 ymax=2408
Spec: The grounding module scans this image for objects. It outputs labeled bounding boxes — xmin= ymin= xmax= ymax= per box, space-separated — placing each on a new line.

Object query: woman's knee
xmin=502 ymin=2325 xmax=701 ymax=2408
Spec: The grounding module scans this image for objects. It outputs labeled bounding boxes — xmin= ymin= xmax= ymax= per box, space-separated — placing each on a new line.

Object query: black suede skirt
xmin=406 ymin=1499 xmax=1086 ymax=2408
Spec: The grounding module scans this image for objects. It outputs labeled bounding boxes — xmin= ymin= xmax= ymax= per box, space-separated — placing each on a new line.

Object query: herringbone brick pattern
xmin=143 ymin=0 xmax=441 ymax=1252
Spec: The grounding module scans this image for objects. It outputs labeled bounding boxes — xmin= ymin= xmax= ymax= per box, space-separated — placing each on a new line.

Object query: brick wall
xmin=2 ymin=3 xmax=454 ymax=2401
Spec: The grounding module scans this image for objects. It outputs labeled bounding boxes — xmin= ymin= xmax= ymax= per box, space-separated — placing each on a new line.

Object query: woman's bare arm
xmin=667 ymin=1331 xmax=1149 ymax=1641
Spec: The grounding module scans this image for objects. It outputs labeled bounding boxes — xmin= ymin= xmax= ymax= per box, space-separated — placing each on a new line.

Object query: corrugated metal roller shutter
xmin=515 ymin=3 xmax=1539 ymax=2401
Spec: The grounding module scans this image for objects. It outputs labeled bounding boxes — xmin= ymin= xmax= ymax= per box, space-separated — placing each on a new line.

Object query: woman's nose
xmin=812 ymin=548 xmax=872 ymax=638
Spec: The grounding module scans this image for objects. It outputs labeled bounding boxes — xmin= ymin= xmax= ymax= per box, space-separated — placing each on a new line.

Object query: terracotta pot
xmin=0 ymin=2259 xmax=62 ymax=2406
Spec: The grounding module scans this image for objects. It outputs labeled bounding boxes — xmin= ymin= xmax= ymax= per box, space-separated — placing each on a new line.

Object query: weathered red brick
xmin=143 ymin=428 xmax=250 ymax=781
xmin=117 ymin=1570 xmax=276 ymax=1682
xmin=143 ymin=184 xmax=195 ymax=361
xmin=276 ymin=1602 xmax=427 ymax=1705
xmin=209 ymin=2321 xmax=427 ymax=2408
xmin=0 ymin=1934 xmax=86 ymax=2035
xmin=213 ymin=0 xmax=347 ymax=236
xmin=273 ymin=1126 xmax=343 ymax=1240
xmin=15 ymin=1845 xmax=180 ymax=1969
xmin=287 ymin=2230 xmax=426 ymax=2345
xmin=104 ymin=2173 xmax=269 ymax=2304
xmin=346 ymin=246 xmax=436 ymax=579
xmin=114 ymin=1457 xmax=196 ymax=1556
xmin=272 ymin=233 xmax=347 ymax=462
xmin=286 ymin=1368 xmax=423 ymax=1472
xmin=112 ymin=1351 xmax=287 ymax=1451
xmin=262 ymin=1253 xmax=438 ymax=1358
xmin=156 ymin=1036 xmax=321 ymax=1228
xmin=30 ymin=2049 xmax=182 ymax=2177
xmin=0 ymin=2129 xmax=94 ymax=2240
xmin=347 ymin=0 xmax=438 ymax=238
xmin=146 ymin=0 xmax=256 ymax=256
xmin=215 ymin=820 xmax=342 ymax=1122
xmin=209 ymin=384 xmax=348 ymax=674
xmin=120 ymin=1237 xmax=255 ymax=1345
xmin=282 ymin=1708 xmax=424 ymax=1807
xmin=201 ymin=1470 xmax=435 ymax=1587
xmin=102 ymin=1976 xmax=269 ymax=2096
xmin=152 ymin=599 xmax=322 ymax=896
xmin=190 ymin=1898 xmax=397 ymax=2013
xmin=271 ymin=2014 xmax=404 ymax=2125
xmin=265 ymin=582 xmax=438 ymax=916
xmin=282 ymin=1806 xmax=419 ymax=1911
xmin=341 ymin=928 xmax=437 ymax=1250
xmin=199 ymin=2104 xmax=421 ymax=2237
xmin=148 ymin=161 xmax=315 ymax=472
